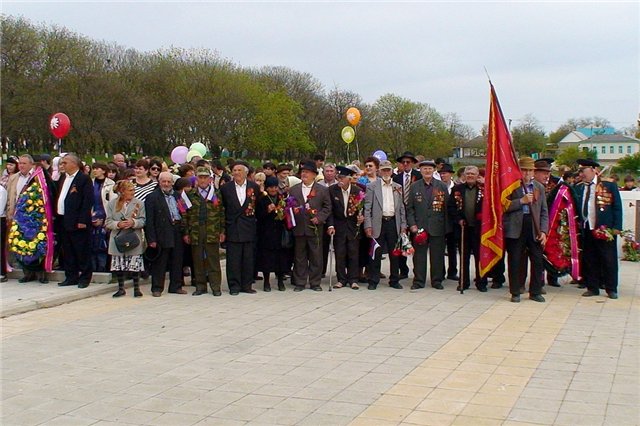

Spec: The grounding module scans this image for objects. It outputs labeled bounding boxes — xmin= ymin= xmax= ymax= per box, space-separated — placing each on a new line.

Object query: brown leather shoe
xmin=169 ymin=288 xmax=188 ymax=294
xmin=152 ymin=291 xmax=162 ymax=297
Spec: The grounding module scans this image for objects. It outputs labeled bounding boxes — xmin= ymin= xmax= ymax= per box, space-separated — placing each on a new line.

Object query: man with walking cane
xmin=449 ymin=166 xmax=487 ymax=292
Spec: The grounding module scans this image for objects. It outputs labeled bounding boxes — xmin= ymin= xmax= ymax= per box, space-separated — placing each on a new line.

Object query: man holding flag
xmin=479 ymin=84 xmax=547 ymax=303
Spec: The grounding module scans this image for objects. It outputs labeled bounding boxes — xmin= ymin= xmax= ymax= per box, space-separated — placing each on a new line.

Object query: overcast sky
xmin=4 ymin=1 xmax=639 ymax=134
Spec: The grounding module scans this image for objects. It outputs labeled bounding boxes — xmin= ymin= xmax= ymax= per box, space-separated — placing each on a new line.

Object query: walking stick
xmin=328 ymin=234 xmax=334 ymax=292
xmin=459 ymin=223 xmax=465 ymax=294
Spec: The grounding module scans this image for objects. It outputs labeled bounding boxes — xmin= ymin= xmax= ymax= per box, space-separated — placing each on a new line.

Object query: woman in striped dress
xmin=132 ymin=159 xmax=157 ymax=202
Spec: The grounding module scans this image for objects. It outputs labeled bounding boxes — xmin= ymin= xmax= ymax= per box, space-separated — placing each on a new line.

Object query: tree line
xmin=2 ymin=15 xmax=637 ymax=164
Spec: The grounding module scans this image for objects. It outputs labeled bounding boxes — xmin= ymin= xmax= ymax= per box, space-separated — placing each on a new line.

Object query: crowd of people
xmin=0 ymin=149 xmax=628 ymax=302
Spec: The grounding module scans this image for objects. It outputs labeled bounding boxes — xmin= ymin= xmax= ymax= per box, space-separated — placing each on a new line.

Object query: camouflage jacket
xmin=182 ymin=187 xmax=225 ymax=244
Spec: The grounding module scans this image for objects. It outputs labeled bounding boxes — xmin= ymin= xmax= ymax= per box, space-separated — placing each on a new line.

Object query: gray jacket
xmin=105 ymin=197 xmax=147 ymax=256
xmin=364 ymin=178 xmax=406 ymax=238
xmin=503 ymin=180 xmax=549 ymax=239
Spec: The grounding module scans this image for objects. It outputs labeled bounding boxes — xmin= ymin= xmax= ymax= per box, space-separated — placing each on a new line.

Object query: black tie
xmin=582 ymin=182 xmax=592 ymax=226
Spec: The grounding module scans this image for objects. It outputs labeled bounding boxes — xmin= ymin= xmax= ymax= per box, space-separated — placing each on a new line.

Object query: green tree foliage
xmin=1 ymin=15 xmax=467 ymax=163
xmin=615 ymin=152 xmax=640 ymax=174
xmin=511 ymin=113 xmax=547 ymax=155
xmin=556 ymin=146 xmax=597 ymax=168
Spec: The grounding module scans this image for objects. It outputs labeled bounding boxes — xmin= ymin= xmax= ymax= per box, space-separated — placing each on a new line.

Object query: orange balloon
xmin=346 ymin=107 xmax=361 ymax=126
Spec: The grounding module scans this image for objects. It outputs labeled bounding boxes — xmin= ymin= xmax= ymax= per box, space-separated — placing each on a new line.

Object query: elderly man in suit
xmin=289 ymin=160 xmax=332 ymax=291
xmin=56 ymin=154 xmax=94 ymax=288
xmin=406 ymin=159 xmax=450 ymax=290
xmin=364 ymin=160 xmax=406 ymax=290
xmin=393 ymin=151 xmax=421 ymax=279
xmin=575 ymin=159 xmax=623 ymax=299
xmin=504 ymin=157 xmax=549 ymax=303
xmin=326 ymin=166 xmax=364 ymax=289
xmin=145 ymin=172 xmax=187 ymax=297
xmin=449 ymin=166 xmax=487 ymax=292
xmin=220 ymin=161 xmax=260 ymax=295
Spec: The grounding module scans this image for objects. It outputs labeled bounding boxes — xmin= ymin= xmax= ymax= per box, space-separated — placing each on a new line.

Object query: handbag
xmin=114 ymin=228 xmax=140 ymax=253
xmin=281 ymin=229 xmax=294 ymax=249
xmin=114 ymin=202 xmax=141 ymax=253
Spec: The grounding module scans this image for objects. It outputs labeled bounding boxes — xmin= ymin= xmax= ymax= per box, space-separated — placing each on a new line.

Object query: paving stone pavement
xmin=1 ymin=260 xmax=638 ymax=425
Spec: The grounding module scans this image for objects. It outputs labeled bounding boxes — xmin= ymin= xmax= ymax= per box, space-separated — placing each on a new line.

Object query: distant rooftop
xmin=576 ymin=127 xmax=616 ymax=137
xmin=585 ymin=134 xmax=640 ymax=144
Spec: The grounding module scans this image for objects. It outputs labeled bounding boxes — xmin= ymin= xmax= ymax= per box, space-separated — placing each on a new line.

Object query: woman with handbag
xmin=256 ymin=177 xmax=291 ymax=292
xmin=106 ymin=180 xmax=146 ymax=298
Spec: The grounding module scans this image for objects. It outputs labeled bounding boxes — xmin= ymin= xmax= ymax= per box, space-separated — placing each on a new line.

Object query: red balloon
xmin=49 ymin=112 xmax=71 ymax=139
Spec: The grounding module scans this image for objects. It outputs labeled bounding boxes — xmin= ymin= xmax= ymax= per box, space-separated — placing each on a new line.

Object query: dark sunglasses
xmin=150 ymin=167 xmax=161 ymax=171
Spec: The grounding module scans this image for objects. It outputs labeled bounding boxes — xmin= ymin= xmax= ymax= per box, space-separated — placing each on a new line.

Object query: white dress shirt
xmin=341 ymin=185 xmax=350 ymax=216
xmin=583 ymin=178 xmax=597 ymax=230
xmin=15 ymin=168 xmax=35 ymax=202
xmin=302 ymin=183 xmax=313 ymax=202
xmin=57 ymin=171 xmax=78 ymax=215
xmin=381 ymin=179 xmax=395 ymax=216
xmin=235 ymin=180 xmax=247 ymax=205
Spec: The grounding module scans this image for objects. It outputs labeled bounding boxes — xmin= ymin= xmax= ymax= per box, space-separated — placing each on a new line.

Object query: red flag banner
xmin=479 ymin=83 xmax=522 ymax=277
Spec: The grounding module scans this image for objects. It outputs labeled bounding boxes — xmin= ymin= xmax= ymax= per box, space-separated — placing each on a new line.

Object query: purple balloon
xmin=373 ymin=150 xmax=387 ymax=161
xmin=171 ymin=146 xmax=189 ymax=164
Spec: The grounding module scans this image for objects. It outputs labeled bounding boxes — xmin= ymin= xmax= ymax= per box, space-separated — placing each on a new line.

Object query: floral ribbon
xmin=549 ymin=185 xmax=581 ymax=280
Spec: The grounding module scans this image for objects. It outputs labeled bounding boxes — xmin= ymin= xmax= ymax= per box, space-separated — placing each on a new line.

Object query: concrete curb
xmin=1 ymin=282 xmax=131 ymax=318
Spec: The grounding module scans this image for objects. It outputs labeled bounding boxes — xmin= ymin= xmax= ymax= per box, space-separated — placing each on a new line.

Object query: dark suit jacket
xmin=145 ymin=188 xmax=183 ymax=248
xmin=574 ymin=179 xmax=622 ymax=231
xmin=393 ymin=169 xmax=422 ymax=203
xmin=288 ymin=182 xmax=332 ymax=238
xmin=449 ymin=183 xmax=483 ymax=225
xmin=503 ymin=180 xmax=549 ymax=239
xmin=220 ymin=180 xmax=260 ymax=243
xmin=406 ymin=178 xmax=450 ymax=237
xmin=327 ymin=184 xmax=363 ymax=240
xmin=57 ymin=172 xmax=93 ymax=231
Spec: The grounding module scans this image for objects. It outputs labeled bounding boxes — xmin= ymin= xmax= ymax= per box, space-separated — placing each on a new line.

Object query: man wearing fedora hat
xmin=289 ymin=160 xmax=332 ymax=291
xmin=503 ymin=156 xmax=549 ymax=303
xmin=326 ymin=166 xmax=364 ymax=289
xmin=407 ymin=159 xmax=451 ymax=290
xmin=534 ymin=159 xmax=560 ymax=288
xmin=393 ymin=151 xmax=421 ymax=279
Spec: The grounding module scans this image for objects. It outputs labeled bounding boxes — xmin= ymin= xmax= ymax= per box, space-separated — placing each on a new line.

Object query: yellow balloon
xmin=346 ymin=107 xmax=361 ymax=126
xmin=341 ymin=126 xmax=355 ymax=144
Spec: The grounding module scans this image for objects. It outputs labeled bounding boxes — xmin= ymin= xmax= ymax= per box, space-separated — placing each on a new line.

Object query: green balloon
xmin=221 ymin=148 xmax=230 ymax=158
xmin=341 ymin=126 xmax=355 ymax=144
xmin=190 ymin=142 xmax=207 ymax=157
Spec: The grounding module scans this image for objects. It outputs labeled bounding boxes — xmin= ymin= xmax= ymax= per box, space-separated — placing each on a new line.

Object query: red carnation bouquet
xmin=392 ymin=233 xmax=415 ymax=256
xmin=592 ymin=225 xmax=616 ymax=241
xmin=413 ymin=228 xmax=428 ymax=245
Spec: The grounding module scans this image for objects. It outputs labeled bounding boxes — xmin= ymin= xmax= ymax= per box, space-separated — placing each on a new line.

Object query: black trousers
xmin=369 ymin=218 xmax=400 ymax=286
xmin=226 ymin=241 xmax=255 ymax=292
xmin=505 ymin=215 xmax=543 ymax=296
xmin=445 ymin=226 xmax=459 ymax=278
xmin=333 ymin=231 xmax=359 ymax=285
xmin=293 ymin=236 xmax=322 ymax=288
xmin=60 ymin=226 xmax=92 ymax=284
xmin=150 ymin=225 xmax=184 ymax=293
xmin=413 ymin=235 xmax=445 ymax=287
xmin=460 ymin=225 xmax=487 ymax=289
xmin=582 ymin=229 xmax=618 ymax=293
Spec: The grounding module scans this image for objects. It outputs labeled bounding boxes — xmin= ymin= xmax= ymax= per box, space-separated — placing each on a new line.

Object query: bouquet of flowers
xmin=275 ymin=197 xmax=286 ymax=221
xmin=592 ymin=225 xmax=616 ymax=241
xmin=347 ymin=191 xmax=366 ymax=217
xmin=391 ymin=233 xmax=415 ymax=257
xmin=621 ymin=231 xmax=640 ymax=262
xmin=8 ymin=179 xmax=50 ymax=267
xmin=413 ymin=228 xmax=428 ymax=245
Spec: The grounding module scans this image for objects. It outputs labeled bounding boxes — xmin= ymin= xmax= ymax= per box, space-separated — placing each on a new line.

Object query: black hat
xmin=440 ymin=163 xmax=454 ymax=174
xmin=299 ymin=160 xmax=318 ymax=174
xmin=263 ymin=161 xmax=276 ymax=170
xmin=36 ymin=153 xmax=52 ymax=163
xmin=336 ymin=165 xmax=357 ymax=177
xmin=264 ymin=176 xmax=279 ymax=188
xmin=277 ymin=163 xmax=293 ymax=173
xmin=435 ymin=158 xmax=446 ymax=165
xmin=396 ymin=151 xmax=418 ymax=163
xmin=577 ymin=159 xmax=600 ymax=168
xmin=538 ymin=158 xmax=554 ymax=164
xmin=144 ymin=245 xmax=162 ymax=262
